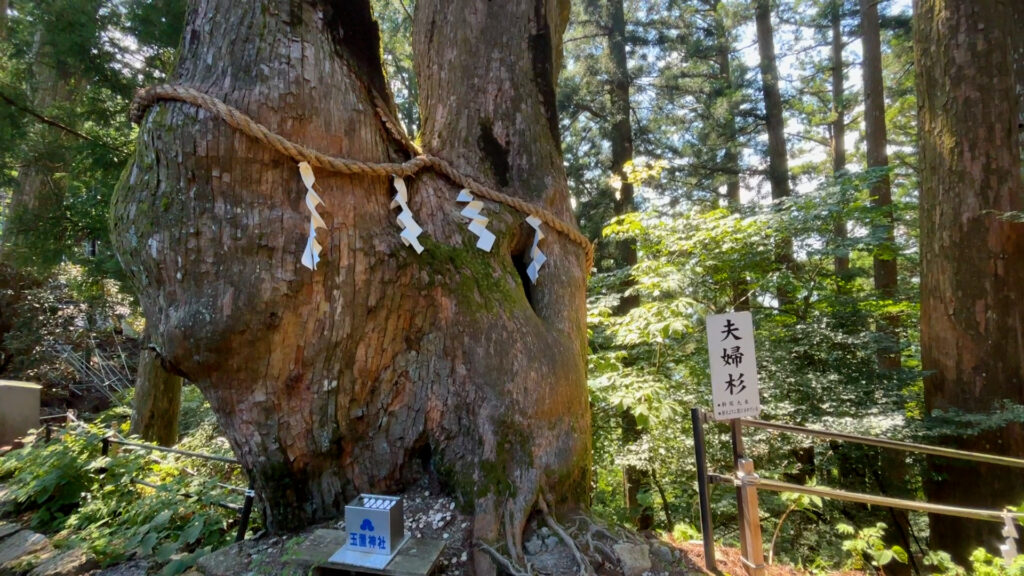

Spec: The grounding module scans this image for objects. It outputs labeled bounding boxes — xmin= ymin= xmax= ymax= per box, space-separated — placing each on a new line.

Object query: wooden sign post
xmin=737 ymin=459 xmax=767 ymax=576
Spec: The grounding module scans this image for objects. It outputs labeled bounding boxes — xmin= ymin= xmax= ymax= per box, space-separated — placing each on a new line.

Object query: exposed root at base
xmin=478 ymin=542 xmax=532 ymax=576
xmin=537 ymin=490 xmax=596 ymax=576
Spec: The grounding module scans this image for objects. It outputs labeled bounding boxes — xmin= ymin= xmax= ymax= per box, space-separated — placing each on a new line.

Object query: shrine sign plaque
xmin=706 ymin=311 xmax=761 ymax=420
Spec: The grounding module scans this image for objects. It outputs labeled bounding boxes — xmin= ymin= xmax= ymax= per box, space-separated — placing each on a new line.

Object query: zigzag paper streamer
xmin=390 ymin=176 xmax=425 ymax=254
xmin=525 ymin=215 xmax=547 ymax=284
xmin=1001 ymin=511 xmax=1019 ymax=566
xmin=456 ymin=189 xmax=496 ymax=252
xmin=298 ymin=162 xmax=327 ymax=270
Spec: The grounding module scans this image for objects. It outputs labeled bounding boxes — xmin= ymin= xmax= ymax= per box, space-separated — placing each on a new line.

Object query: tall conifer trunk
xmin=0 ymin=0 xmax=8 ymax=41
xmin=112 ymin=3 xmax=590 ymax=573
xmin=860 ymin=3 xmax=912 ymax=570
xmin=604 ymin=0 xmax=654 ymax=531
xmin=860 ymin=0 xmax=899 ymax=371
xmin=830 ymin=1 xmax=850 ymax=281
xmin=709 ymin=0 xmax=750 ymax=311
xmin=130 ymin=333 xmax=183 ymax=447
xmin=754 ymin=0 xmax=795 ymax=309
xmin=916 ymin=0 xmax=1024 ymax=561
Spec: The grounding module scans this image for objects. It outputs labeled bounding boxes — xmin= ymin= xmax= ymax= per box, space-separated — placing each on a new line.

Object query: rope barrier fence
xmin=691 ymin=408 xmax=1024 ymax=576
xmin=740 ymin=417 xmax=1024 ymax=469
xmin=710 ymin=473 xmax=1024 ymax=524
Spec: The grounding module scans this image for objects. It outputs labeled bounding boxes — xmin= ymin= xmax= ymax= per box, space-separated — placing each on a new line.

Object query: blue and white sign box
xmin=328 ymin=494 xmax=409 ymax=569
xmin=706 ymin=311 xmax=761 ymax=420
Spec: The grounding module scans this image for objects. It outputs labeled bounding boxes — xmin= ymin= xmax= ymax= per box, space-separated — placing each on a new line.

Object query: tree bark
xmin=607 ymin=0 xmax=639 ymax=310
xmin=861 ymin=3 xmax=911 ymax=571
xmin=112 ymin=2 xmax=590 ymax=571
xmin=754 ymin=0 xmax=795 ymax=309
xmin=130 ymin=339 xmax=183 ymax=447
xmin=831 ymin=0 xmax=850 ymax=281
xmin=0 ymin=0 xmax=8 ymax=41
xmin=604 ymin=0 xmax=653 ymax=531
xmin=711 ymin=0 xmax=750 ymax=311
xmin=916 ymin=0 xmax=1024 ymax=562
xmin=1016 ymin=5 xmax=1024 ymax=163
xmin=861 ymin=0 xmax=900 ymax=371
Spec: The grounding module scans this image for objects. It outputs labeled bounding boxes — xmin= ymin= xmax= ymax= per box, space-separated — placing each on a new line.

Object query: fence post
xmin=737 ymin=458 xmax=766 ymax=576
xmin=730 ymin=420 xmax=748 ymax=561
xmin=235 ymin=480 xmax=256 ymax=542
xmin=101 ymin=436 xmax=110 ymax=456
xmin=691 ymin=408 xmax=718 ymax=572
xmin=44 ymin=424 xmax=51 ymax=443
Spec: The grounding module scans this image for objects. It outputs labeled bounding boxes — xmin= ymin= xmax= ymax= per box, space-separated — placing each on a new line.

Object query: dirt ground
xmin=672 ymin=540 xmax=867 ymax=576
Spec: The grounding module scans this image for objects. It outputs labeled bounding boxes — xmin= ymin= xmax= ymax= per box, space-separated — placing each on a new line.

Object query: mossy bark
xmin=110 ymin=0 xmax=589 ymax=572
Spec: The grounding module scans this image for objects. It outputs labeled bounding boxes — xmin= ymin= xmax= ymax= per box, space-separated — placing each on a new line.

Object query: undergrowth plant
xmin=0 ymin=417 xmax=245 ymax=575
xmin=924 ymin=548 xmax=1024 ymax=576
xmin=836 ymin=522 xmax=908 ymax=573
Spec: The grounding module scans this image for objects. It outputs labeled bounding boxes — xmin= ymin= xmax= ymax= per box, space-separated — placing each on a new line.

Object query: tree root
xmin=537 ymin=490 xmax=596 ymax=576
xmin=478 ymin=542 xmax=531 ymax=576
xmin=504 ymin=500 xmax=526 ymax=568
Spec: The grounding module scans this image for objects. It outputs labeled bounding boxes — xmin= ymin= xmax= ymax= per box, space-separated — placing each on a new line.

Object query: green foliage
xmin=371 ymin=0 xmax=418 ymax=138
xmin=584 ymin=181 xmax=922 ymax=564
xmin=0 ymin=421 xmax=245 ymax=573
xmin=836 ymin=522 xmax=908 ymax=571
xmin=0 ymin=0 xmax=185 ymax=277
xmin=0 ymin=422 xmax=102 ymax=531
xmin=924 ymin=548 xmax=1024 ymax=576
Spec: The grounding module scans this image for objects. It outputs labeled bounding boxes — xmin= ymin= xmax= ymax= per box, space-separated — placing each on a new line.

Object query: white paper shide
xmin=390 ymin=176 xmax=425 ymax=254
xmin=525 ymin=215 xmax=546 ymax=284
xmin=456 ymin=189 xmax=496 ymax=252
xmin=1001 ymin=511 xmax=1019 ymax=566
xmin=706 ymin=311 xmax=760 ymax=420
xmin=298 ymin=162 xmax=327 ymax=270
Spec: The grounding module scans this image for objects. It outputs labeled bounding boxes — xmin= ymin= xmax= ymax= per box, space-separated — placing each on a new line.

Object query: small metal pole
xmin=737 ymin=458 xmax=766 ymax=576
xmin=691 ymin=408 xmax=717 ymax=573
xmin=730 ymin=419 xmax=748 ymax=559
xmin=44 ymin=424 xmax=51 ymax=443
xmin=235 ymin=480 xmax=256 ymax=542
xmin=101 ymin=436 xmax=110 ymax=456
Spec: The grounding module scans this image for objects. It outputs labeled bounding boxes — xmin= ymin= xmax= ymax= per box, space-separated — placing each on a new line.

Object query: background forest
xmin=0 ymin=0 xmax=1022 ymax=575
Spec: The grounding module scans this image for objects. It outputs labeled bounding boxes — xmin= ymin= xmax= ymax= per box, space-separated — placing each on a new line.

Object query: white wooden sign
xmin=706 ymin=311 xmax=760 ymax=420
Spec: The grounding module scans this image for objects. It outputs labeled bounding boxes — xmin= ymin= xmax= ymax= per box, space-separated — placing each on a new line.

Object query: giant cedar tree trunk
xmin=916 ymin=0 xmax=1024 ymax=561
xmin=111 ymin=2 xmax=590 ymax=571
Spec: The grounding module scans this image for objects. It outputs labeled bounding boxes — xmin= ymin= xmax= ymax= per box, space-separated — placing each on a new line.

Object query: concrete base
xmin=0 ymin=381 xmax=41 ymax=446
xmin=288 ymin=530 xmax=444 ymax=576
